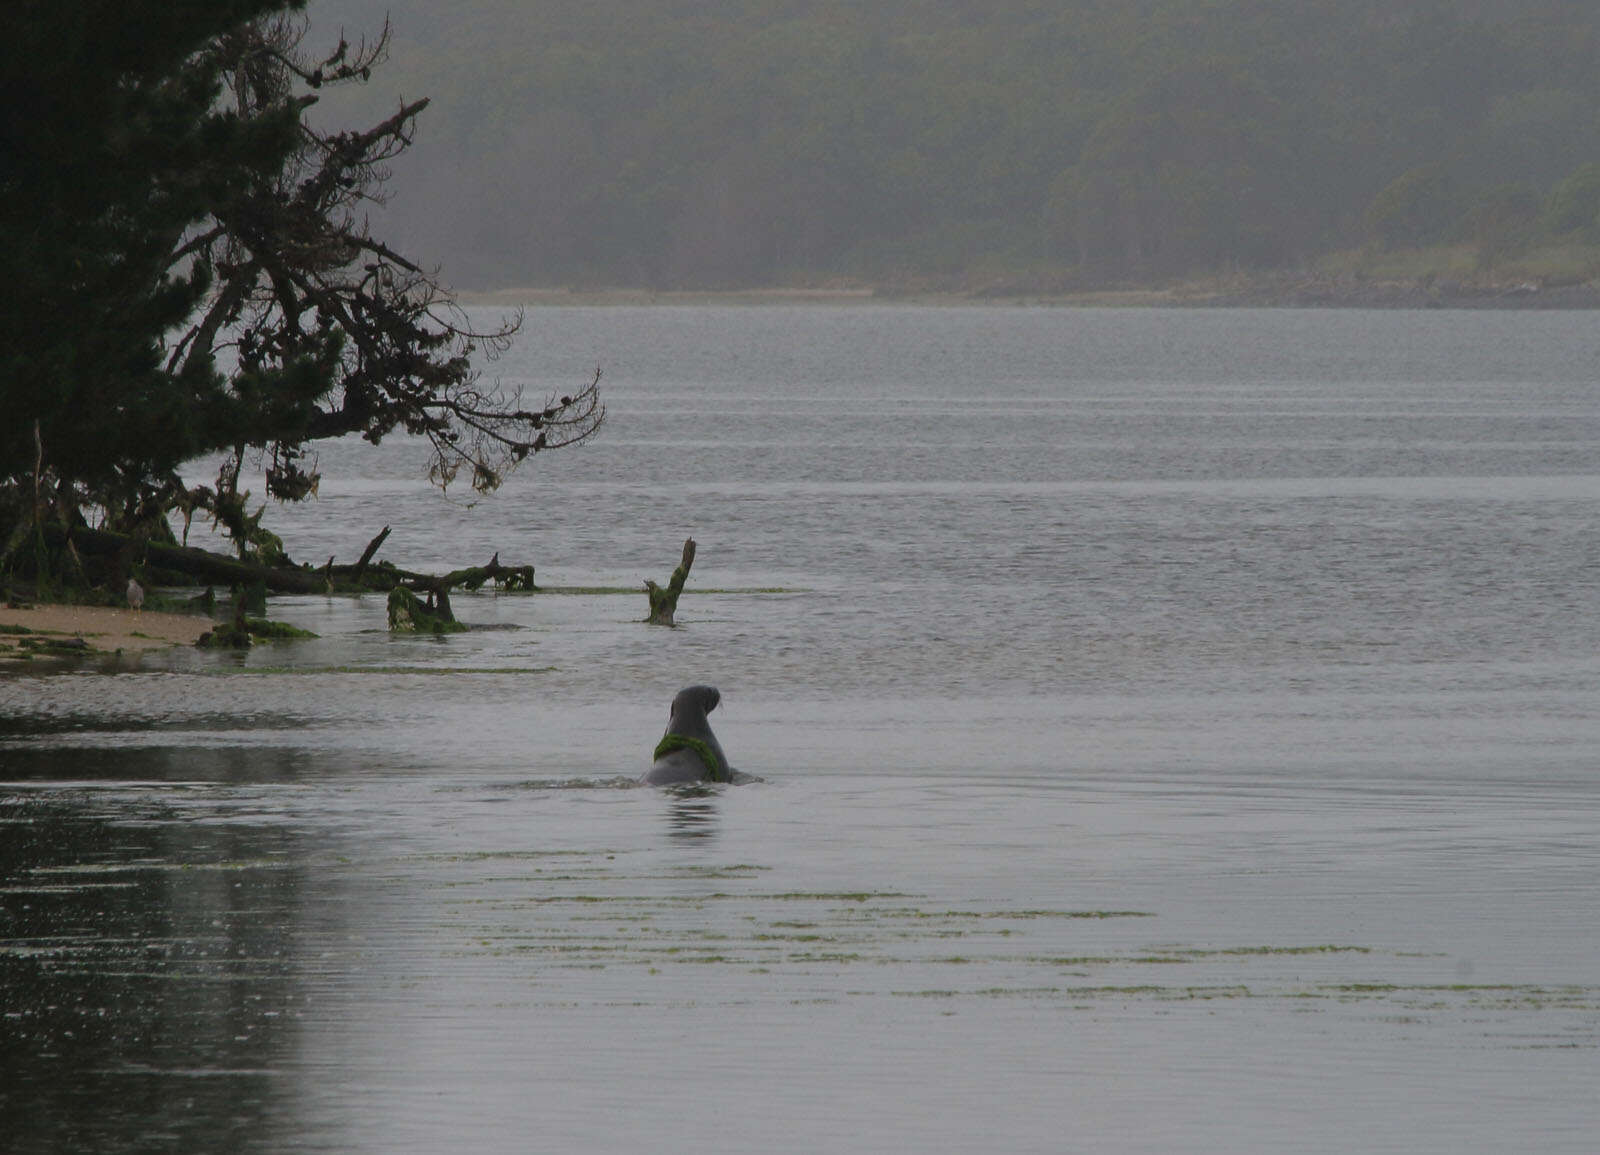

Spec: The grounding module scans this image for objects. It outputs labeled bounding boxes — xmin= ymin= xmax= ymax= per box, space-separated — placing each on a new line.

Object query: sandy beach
xmin=0 ymin=603 xmax=211 ymax=658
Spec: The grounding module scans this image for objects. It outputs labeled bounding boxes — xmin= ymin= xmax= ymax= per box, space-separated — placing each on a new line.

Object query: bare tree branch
xmin=162 ymin=14 xmax=603 ymax=534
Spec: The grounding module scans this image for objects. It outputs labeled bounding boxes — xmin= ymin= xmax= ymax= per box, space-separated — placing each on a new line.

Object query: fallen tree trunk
xmin=31 ymin=523 xmax=535 ymax=602
xmin=44 ymin=523 xmax=329 ymax=593
xmin=431 ymin=551 xmax=535 ymax=593
xmin=393 ymin=552 xmax=535 ymax=626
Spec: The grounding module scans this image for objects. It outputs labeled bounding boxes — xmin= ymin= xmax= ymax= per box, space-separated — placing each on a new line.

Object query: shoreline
xmin=459 ymin=275 xmax=1600 ymax=310
xmin=1 ymin=603 xmax=212 ymax=662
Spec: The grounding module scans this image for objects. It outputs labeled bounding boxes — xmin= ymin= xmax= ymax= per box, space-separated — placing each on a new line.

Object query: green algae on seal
xmin=642 ymin=685 xmax=757 ymax=785
xmin=653 ymin=732 xmax=727 ymax=781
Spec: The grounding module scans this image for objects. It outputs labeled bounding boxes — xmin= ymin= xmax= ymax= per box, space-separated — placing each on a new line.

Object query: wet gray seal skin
xmin=642 ymin=685 xmax=755 ymax=785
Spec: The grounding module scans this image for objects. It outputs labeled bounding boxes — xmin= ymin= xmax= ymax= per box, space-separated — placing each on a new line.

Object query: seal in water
xmin=642 ymin=685 xmax=744 ymax=785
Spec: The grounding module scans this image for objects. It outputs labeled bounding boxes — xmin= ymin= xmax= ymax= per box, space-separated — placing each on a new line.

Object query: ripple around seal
xmin=491 ymin=776 xmax=643 ymax=791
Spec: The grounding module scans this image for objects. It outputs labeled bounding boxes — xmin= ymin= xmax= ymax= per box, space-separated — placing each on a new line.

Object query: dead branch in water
xmin=645 ymin=537 xmax=696 ymax=625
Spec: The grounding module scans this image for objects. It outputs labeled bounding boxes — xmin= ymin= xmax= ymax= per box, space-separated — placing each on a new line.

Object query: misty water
xmin=4 ymin=306 xmax=1600 ymax=1153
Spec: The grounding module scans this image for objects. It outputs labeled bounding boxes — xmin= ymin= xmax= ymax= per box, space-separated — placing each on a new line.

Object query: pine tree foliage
xmin=0 ymin=0 xmax=602 ymax=570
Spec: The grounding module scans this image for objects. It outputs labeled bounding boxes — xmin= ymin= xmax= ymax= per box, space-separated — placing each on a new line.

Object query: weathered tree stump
xmin=197 ymin=588 xmax=253 ymax=648
xmin=645 ymin=537 xmax=696 ymax=626
xmin=387 ymin=586 xmax=467 ymax=633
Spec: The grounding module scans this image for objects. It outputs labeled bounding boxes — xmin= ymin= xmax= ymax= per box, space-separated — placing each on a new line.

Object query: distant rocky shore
xmin=962 ymin=269 xmax=1600 ymax=308
xmin=468 ymin=275 xmax=1600 ymax=309
xmin=1171 ymin=274 xmax=1600 ymax=310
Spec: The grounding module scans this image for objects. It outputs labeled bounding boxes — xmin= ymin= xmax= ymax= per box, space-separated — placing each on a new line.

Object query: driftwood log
xmin=34 ymin=523 xmax=535 ymax=620
xmin=399 ymin=552 xmax=534 ymax=625
xmin=42 ymin=523 xmax=328 ymax=593
xmin=645 ymin=537 xmax=696 ymax=625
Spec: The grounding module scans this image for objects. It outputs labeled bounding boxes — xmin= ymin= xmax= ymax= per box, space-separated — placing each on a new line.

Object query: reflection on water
xmin=0 ymin=785 xmax=306 ymax=1155
xmin=6 ymin=759 xmax=1598 ymax=1154
xmin=664 ymin=791 xmax=721 ymax=843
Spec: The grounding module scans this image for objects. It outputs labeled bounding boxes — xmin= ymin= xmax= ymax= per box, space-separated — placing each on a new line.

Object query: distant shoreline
xmin=459 ymin=276 xmax=1600 ymax=310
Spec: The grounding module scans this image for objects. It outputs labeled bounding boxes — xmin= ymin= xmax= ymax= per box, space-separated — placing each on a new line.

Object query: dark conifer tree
xmin=1 ymin=0 xmax=296 ymax=531
xmin=0 ymin=1 xmax=601 ymax=573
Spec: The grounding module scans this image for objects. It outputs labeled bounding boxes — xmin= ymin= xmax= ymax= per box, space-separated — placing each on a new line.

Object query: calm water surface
xmin=4 ymin=307 xmax=1600 ymax=1153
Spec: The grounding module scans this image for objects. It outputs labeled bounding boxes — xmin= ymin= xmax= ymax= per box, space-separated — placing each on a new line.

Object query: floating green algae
xmin=537 ymin=585 xmax=801 ymax=596
xmin=198 ymin=664 xmax=557 ymax=675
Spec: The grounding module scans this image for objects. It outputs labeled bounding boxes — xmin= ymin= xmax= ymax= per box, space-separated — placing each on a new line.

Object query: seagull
xmin=126 ymin=578 xmax=144 ymax=614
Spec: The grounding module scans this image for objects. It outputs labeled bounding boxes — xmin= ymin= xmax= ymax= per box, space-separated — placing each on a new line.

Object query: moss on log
xmin=244 ymin=617 xmax=318 ymax=639
xmin=40 ymin=523 xmax=329 ymax=593
xmin=197 ymin=592 xmax=253 ymax=649
xmin=24 ymin=522 xmax=536 ymax=599
xmin=13 ymin=521 xmax=541 ymax=645
xmin=433 ymin=551 xmax=536 ymax=592
xmin=645 ymin=537 xmax=696 ymax=625
xmin=197 ymin=623 xmax=251 ymax=648
xmin=387 ymin=586 xmax=467 ymax=633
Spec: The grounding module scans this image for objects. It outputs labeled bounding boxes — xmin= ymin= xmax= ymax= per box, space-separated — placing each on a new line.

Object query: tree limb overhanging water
xmin=0 ymin=2 xmax=602 ymax=606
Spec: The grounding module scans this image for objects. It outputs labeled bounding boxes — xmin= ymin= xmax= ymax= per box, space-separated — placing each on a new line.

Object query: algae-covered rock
xmin=197 ymin=622 xmax=251 ymax=649
xmin=197 ymin=615 xmax=315 ymax=647
xmin=244 ymin=617 xmax=318 ymax=640
xmin=387 ymin=586 xmax=466 ymax=633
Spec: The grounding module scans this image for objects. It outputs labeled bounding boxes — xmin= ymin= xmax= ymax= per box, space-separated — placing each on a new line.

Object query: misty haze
xmin=314 ymin=0 xmax=1600 ymax=299
xmin=4 ymin=3 xmax=1600 ymax=1154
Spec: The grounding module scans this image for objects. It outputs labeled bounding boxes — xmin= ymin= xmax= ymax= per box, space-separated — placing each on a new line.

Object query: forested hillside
xmin=308 ymin=0 xmax=1600 ymax=290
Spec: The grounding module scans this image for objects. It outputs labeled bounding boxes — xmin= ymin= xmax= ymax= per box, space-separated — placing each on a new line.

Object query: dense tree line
xmin=313 ymin=0 xmax=1600 ymax=288
xmin=1 ymin=0 xmax=600 ymax=590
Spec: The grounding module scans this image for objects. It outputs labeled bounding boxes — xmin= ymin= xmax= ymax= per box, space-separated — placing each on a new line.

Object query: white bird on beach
xmin=127 ymin=578 xmax=144 ymax=614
